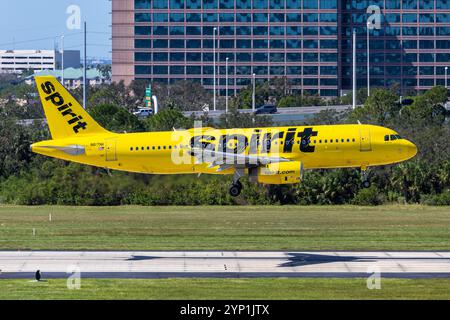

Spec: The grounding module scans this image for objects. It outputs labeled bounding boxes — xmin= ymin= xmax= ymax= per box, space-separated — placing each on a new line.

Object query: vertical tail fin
xmin=35 ymin=76 xmax=110 ymax=139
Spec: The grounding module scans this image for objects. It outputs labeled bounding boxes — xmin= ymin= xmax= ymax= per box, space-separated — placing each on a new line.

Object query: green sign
xmin=145 ymin=86 xmax=152 ymax=108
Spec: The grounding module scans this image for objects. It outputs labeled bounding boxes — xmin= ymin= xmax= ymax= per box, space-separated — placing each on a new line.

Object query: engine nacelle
xmin=256 ymin=161 xmax=303 ymax=185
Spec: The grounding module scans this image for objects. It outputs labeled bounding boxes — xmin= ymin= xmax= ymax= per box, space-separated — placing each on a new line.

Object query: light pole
xmin=366 ymin=22 xmax=370 ymax=97
xmin=352 ymin=29 xmax=357 ymax=110
xmin=61 ymin=35 xmax=65 ymax=87
xmin=445 ymin=67 xmax=448 ymax=89
xmin=83 ymin=21 xmax=87 ymax=109
xmin=225 ymin=57 xmax=229 ymax=114
xmin=252 ymin=73 xmax=256 ymax=112
xmin=213 ymin=27 xmax=217 ymax=111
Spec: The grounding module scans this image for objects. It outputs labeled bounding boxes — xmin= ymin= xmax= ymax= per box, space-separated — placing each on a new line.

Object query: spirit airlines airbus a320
xmin=31 ymin=76 xmax=417 ymax=197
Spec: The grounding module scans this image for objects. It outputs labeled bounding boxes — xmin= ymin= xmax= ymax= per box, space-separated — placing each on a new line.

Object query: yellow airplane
xmin=31 ymin=76 xmax=417 ymax=197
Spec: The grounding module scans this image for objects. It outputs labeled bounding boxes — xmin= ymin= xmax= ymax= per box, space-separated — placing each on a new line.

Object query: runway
xmin=1 ymin=251 xmax=449 ymax=279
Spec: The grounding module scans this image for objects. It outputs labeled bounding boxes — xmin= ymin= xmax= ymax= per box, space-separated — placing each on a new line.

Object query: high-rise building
xmin=340 ymin=0 xmax=450 ymax=94
xmin=112 ymin=0 xmax=450 ymax=97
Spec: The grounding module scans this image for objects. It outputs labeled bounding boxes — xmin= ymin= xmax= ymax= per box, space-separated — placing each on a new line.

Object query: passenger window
xmin=130 ymin=147 xmax=133 ymax=151
xmin=347 ymin=139 xmax=350 ymax=142
xmin=390 ymin=135 xmax=397 ymax=141
xmin=325 ymin=140 xmax=328 ymax=143
xmin=385 ymin=135 xmax=390 ymax=141
xmin=352 ymin=139 xmax=355 ymax=142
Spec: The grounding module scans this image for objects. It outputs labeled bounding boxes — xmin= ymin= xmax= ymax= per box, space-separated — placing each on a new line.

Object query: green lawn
xmin=0 ymin=205 xmax=449 ymax=251
xmin=1 ymin=205 xmax=449 ymax=300
xmin=0 ymin=278 xmax=449 ymax=300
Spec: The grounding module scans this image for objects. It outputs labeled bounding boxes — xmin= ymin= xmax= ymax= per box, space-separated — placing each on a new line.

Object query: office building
xmin=0 ymin=49 xmax=81 ymax=75
xmin=112 ymin=0 xmax=450 ymax=97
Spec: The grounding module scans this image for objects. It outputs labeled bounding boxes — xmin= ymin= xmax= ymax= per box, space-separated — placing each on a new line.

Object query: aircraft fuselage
xmin=32 ymin=124 xmax=417 ymax=175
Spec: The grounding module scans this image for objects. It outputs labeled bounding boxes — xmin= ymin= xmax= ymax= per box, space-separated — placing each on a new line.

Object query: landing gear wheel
xmin=360 ymin=168 xmax=371 ymax=189
xmin=362 ymin=180 xmax=371 ymax=189
xmin=229 ymin=184 xmax=242 ymax=197
xmin=230 ymin=169 xmax=245 ymax=197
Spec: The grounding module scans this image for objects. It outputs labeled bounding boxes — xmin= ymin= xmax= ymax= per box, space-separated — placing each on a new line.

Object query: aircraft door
xmin=359 ymin=129 xmax=372 ymax=152
xmin=105 ymin=138 xmax=118 ymax=161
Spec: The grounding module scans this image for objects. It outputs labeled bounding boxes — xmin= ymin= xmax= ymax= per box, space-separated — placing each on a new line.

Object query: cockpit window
xmin=385 ymin=134 xmax=403 ymax=141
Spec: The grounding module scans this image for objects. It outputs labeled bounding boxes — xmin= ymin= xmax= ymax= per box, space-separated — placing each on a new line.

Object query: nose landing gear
xmin=361 ymin=180 xmax=371 ymax=189
xmin=361 ymin=168 xmax=371 ymax=189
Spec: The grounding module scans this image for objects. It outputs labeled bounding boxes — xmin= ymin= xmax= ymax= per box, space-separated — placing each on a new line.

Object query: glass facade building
xmin=340 ymin=0 xmax=450 ymax=94
xmin=112 ymin=0 xmax=450 ymax=97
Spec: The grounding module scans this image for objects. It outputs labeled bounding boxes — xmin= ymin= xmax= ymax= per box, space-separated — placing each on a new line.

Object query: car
xmin=401 ymin=98 xmax=415 ymax=106
xmin=133 ymin=108 xmax=153 ymax=118
xmin=255 ymin=104 xmax=277 ymax=115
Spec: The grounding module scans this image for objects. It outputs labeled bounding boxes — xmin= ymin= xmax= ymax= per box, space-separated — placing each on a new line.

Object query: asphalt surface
xmin=182 ymin=105 xmax=351 ymax=118
xmin=18 ymin=106 xmax=352 ymax=127
xmin=1 ymin=251 xmax=449 ymax=279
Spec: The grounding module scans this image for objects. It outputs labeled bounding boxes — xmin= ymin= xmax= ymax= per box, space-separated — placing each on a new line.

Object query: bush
xmin=352 ymin=186 xmax=384 ymax=206
xmin=422 ymin=190 xmax=450 ymax=206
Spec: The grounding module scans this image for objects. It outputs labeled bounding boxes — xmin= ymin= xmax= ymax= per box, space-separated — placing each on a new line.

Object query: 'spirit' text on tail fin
xmin=35 ymin=76 xmax=110 ymax=139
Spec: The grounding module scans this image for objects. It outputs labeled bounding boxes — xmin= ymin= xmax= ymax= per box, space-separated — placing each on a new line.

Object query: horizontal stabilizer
xmin=32 ymin=144 xmax=86 ymax=156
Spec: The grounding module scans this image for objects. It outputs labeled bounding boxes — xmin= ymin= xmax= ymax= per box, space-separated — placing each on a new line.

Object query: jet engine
xmin=250 ymin=161 xmax=303 ymax=185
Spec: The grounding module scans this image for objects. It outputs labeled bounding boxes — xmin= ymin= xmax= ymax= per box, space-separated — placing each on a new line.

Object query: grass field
xmin=1 ymin=205 xmax=449 ymax=300
xmin=0 ymin=205 xmax=449 ymax=251
xmin=0 ymin=278 xmax=449 ymax=300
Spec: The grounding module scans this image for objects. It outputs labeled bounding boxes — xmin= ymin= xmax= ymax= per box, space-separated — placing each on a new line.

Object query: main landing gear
xmin=361 ymin=168 xmax=371 ymax=189
xmin=229 ymin=169 xmax=245 ymax=197
xmin=229 ymin=180 xmax=243 ymax=197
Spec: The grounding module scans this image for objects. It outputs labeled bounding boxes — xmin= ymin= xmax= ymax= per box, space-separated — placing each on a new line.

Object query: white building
xmin=0 ymin=50 xmax=56 ymax=74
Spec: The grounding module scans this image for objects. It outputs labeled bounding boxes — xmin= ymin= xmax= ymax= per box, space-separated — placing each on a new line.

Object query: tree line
xmin=0 ymin=75 xmax=449 ymax=206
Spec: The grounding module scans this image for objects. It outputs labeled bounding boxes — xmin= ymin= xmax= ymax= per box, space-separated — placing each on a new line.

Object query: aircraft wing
xmin=190 ymin=147 xmax=291 ymax=171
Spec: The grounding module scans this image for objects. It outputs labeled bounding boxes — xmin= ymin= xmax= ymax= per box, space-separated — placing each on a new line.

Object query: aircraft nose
xmin=405 ymin=140 xmax=418 ymax=159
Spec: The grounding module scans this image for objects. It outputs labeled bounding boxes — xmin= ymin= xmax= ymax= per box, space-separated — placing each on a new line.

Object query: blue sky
xmin=0 ymin=0 xmax=111 ymax=59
